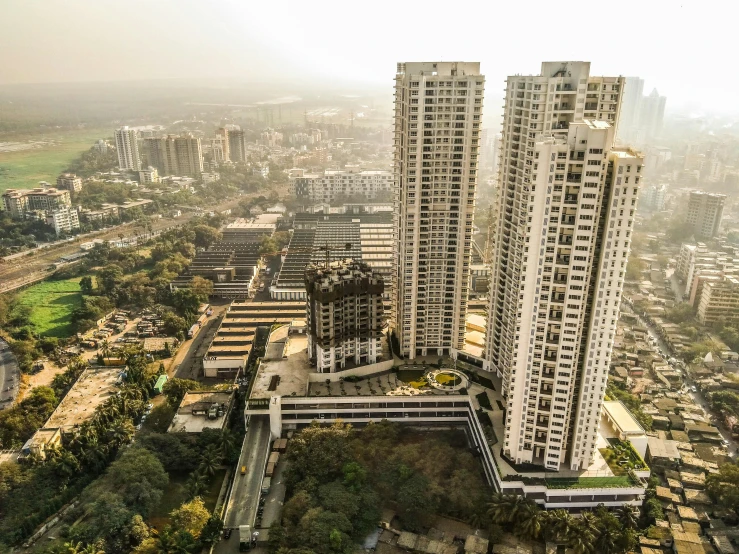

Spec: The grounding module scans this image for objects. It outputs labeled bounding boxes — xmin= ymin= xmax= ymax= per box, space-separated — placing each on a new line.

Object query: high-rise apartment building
xmin=114 ymin=126 xmax=141 ymax=171
xmin=142 ymin=135 xmax=203 ymax=177
xmin=304 ymin=260 xmax=385 ymax=372
xmin=393 ymin=62 xmax=484 ymax=359
xmin=214 ymin=128 xmax=231 ymax=162
xmin=686 ymin=191 xmax=725 ymax=238
xmin=228 ymin=129 xmax=247 ymax=163
xmin=485 ymin=61 xmax=644 ymax=471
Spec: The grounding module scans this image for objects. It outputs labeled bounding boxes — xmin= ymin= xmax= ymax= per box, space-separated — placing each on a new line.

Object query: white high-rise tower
xmin=392 ymin=62 xmax=484 ymax=359
xmin=485 ymin=61 xmax=644 ymax=471
xmin=114 ymin=126 xmax=141 ymax=171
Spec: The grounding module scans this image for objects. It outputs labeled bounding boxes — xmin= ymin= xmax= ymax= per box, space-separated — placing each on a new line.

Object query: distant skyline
xmin=0 ymin=0 xmax=733 ymax=113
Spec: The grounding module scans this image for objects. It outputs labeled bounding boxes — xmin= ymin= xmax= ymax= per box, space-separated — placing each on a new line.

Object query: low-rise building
xmin=697 ymin=276 xmax=739 ymax=326
xmin=168 ymin=391 xmax=234 ymax=433
xmin=56 ymin=173 xmax=83 ymax=192
xmin=138 ymin=167 xmax=160 ymax=184
xmin=45 ymin=206 xmax=80 ymax=235
xmin=290 ymin=167 xmax=393 ymax=203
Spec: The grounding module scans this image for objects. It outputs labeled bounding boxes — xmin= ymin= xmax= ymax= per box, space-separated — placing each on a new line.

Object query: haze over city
xmin=0 ymin=0 xmax=735 ymax=112
xmin=3 ymin=1 xmax=739 ymax=554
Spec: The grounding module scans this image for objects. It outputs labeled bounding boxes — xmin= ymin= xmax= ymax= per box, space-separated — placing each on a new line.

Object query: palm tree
xmin=100 ymin=339 xmax=111 ymax=361
xmin=579 ymin=512 xmax=600 ymax=539
xmin=569 ymin=517 xmax=596 ymax=554
xmin=108 ymin=420 xmax=135 ymax=447
xmin=485 ymin=492 xmax=511 ymax=524
xmin=187 ymin=471 xmax=208 ymax=499
xmin=198 ymin=452 xmax=220 ymax=477
xmin=543 ymin=509 xmax=575 ymax=543
xmin=218 ymin=429 xmax=238 ymax=460
xmin=514 ymin=501 xmax=543 ymax=540
xmin=594 ymin=523 xmax=619 ymax=554
xmin=617 ymin=505 xmax=638 ymax=530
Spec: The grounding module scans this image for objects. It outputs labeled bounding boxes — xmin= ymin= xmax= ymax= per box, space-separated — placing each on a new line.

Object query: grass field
xmin=16 ymin=277 xmax=86 ymax=338
xmin=0 ymin=128 xmax=108 ymax=193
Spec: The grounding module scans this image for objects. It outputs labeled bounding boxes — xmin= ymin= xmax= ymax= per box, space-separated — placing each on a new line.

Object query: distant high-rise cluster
xmin=617 ymin=77 xmax=666 ymax=146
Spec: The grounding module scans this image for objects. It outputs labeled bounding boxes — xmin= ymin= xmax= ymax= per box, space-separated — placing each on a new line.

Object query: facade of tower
xmin=485 ymin=61 xmax=644 ymax=471
xmin=228 ymin=130 xmax=247 ymax=163
xmin=305 ymin=260 xmax=385 ymax=373
xmin=114 ymin=126 xmax=141 ymax=171
xmin=142 ymin=135 xmax=203 ymax=177
xmin=392 ymin=62 xmax=484 ymax=359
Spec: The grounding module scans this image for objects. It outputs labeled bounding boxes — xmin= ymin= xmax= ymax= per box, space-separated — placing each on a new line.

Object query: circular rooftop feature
xmin=426 ymin=368 xmax=468 ymax=392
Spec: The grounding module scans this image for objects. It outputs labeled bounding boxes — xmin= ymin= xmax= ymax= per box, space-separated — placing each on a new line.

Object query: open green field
xmin=0 ymin=128 xmax=108 ymax=193
xmin=16 ymin=277 xmax=86 ymax=338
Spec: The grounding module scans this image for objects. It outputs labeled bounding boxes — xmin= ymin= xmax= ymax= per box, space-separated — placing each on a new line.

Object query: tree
xmin=707 ymin=462 xmax=739 ymax=511
xmin=616 ymin=505 xmax=638 ymax=530
xmin=162 ymin=378 xmax=201 ymax=407
xmin=625 ymin=258 xmax=646 ymax=281
xmin=192 ymin=225 xmax=222 ymax=248
xmin=97 ymin=264 xmax=124 ymax=295
xmin=80 ymin=276 xmax=95 ymax=294
xmin=170 ymin=497 xmax=211 ymax=540
xmin=200 ymin=514 xmax=224 ymax=546
xmin=190 ymin=276 xmax=213 ymax=299
xmin=171 ymin=289 xmax=204 ymax=316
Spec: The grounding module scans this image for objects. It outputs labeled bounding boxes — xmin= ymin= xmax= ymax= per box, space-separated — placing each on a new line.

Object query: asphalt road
xmin=0 ymin=338 xmax=20 ymax=409
xmin=223 ymin=415 xmax=272 ymax=530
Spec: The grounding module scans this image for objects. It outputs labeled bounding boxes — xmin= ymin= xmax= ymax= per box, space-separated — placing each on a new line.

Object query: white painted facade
xmin=393 ymin=61 xmax=484 ymax=359
xmin=486 ymin=62 xmax=644 ymax=471
xmin=115 ymin=126 xmax=141 ymax=171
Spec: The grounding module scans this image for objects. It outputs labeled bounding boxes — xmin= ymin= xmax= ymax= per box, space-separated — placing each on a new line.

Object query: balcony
xmin=564 ymin=194 xmax=578 ymax=204
xmin=558 ymin=236 xmax=573 ymax=246
xmin=555 ymin=256 xmax=570 ymax=265
xmin=566 ymin=174 xmax=582 ymax=184
xmin=552 ymin=122 xmax=568 ymax=130
xmin=560 ymin=216 xmax=576 ymax=225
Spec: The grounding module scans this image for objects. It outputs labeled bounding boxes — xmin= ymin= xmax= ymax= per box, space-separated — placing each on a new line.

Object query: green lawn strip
xmin=545 ymin=475 xmax=636 ymax=489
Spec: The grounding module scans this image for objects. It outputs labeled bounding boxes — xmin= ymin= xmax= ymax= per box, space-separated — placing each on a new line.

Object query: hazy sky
xmin=0 ymin=0 xmax=732 ymax=111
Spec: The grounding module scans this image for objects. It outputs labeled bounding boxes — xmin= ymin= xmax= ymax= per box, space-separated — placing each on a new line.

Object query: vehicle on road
xmin=224 ymin=528 xmax=232 ymax=540
xmin=261 ymin=476 xmax=271 ymax=494
xmin=239 ymin=525 xmax=252 ymax=551
xmin=241 ymin=465 xmax=247 ymax=475
xmin=722 ymin=439 xmax=730 ymax=447
xmin=691 ymin=386 xmax=698 ymax=392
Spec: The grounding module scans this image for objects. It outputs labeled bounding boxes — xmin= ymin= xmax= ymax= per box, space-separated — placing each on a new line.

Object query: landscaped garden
xmin=599 ymin=438 xmax=647 ymax=475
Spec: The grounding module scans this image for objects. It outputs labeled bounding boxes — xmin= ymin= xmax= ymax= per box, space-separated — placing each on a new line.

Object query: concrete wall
xmin=306 ymin=359 xmax=394 ymax=383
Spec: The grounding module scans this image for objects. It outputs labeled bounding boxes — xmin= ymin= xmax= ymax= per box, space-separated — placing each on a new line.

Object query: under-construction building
xmin=304 ymin=260 xmax=385 ymax=373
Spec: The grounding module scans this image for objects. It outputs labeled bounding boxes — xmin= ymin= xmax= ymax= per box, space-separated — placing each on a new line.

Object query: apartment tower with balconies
xmin=392 ymin=62 xmax=484 ymax=359
xmin=485 ymin=61 xmax=644 ymax=471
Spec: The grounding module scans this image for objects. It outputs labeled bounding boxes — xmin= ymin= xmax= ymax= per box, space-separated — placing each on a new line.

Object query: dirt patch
xmin=16 ymin=361 xmax=66 ymax=402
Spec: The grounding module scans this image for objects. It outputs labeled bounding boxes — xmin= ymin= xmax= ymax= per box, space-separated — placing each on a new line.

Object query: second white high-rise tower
xmin=486 ymin=62 xmax=644 ymax=471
